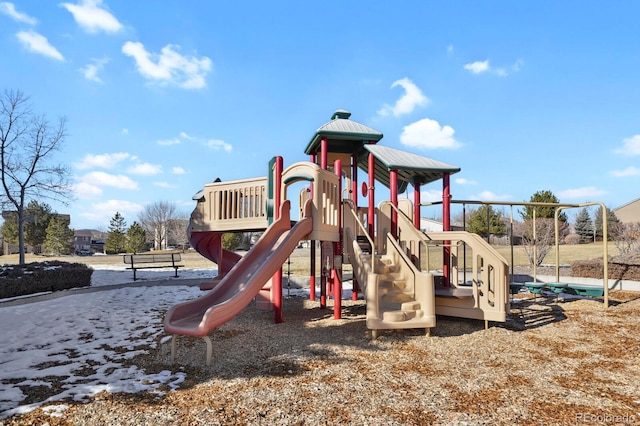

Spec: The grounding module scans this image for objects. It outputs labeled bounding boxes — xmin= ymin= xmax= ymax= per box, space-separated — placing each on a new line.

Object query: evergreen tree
xmin=467 ymin=205 xmax=507 ymax=238
xmin=0 ymin=212 xmax=19 ymax=244
xmin=222 ymin=232 xmax=242 ymax=250
xmin=520 ymin=190 xmax=568 ymax=222
xmin=24 ymin=201 xmax=53 ymax=249
xmin=127 ymin=221 xmax=147 ymax=253
xmin=594 ymin=206 xmax=620 ymax=241
xmin=573 ymin=207 xmax=593 ymax=243
xmin=44 ymin=216 xmax=74 ymax=255
xmin=105 ymin=212 xmax=127 ymax=254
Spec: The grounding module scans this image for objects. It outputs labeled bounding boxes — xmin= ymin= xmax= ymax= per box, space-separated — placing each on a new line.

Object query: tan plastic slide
xmin=164 ymin=200 xmax=312 ymax=337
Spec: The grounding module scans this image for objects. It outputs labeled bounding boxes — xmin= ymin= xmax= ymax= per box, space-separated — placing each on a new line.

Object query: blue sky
xmin=1 ymin=1 xmax=639 ymax=230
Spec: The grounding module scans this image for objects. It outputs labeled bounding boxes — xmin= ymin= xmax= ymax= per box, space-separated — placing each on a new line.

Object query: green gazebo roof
xmin=304 ymin=110 xmax=383 ymax=155
xmin=359 ymin=144 xmax=461 ymax=193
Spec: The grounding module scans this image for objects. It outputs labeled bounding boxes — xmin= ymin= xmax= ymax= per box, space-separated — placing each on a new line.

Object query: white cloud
xmin=16 ymin=30 xmax=64 ymax=61
xmin=171 ymin=167 xmax=186 ymax=175
xmin=122 ymin=41 xmax=212 ymax=89
xmin=469 ymin=190 xmax=512 ymax=201
xmin=420 ymin=189 xmax=443 ymax=203
xmin=464 ymin=60 xmax=490 ymax=74
xmin=121 ymin=128 xmax=128 ymax=134
xmin=615 ymin=135 xmax=640 ymax=156
xmin=179 ymin=131 xmax=194 ymax=140
xmin=464 ymin=58 xmax=522 ymax=77
xmin=455 ymin=177 xmax=477 ymax=185
xmin=377 ymin=77 xmax=428 ymax=117
xmin=75 ymin=152 xmax=130 ymax=169
xmin=400 ymin=117 xmax=461 ymax=149
xmin=206 ymin=138 xmax=232 ymax=152
xmin=558 ymin=187 xmax=606 ymax=199
xmin=154 ymin=181 xmax=177 ymax=189
xmin=81 ymin=171 xmax=139 ymax=189
xmin=60 ymin=0 xmax=122 ymax=34
xmin=73 ymin=181 xmax=103 ymax=199
xmin=446 ymin=44 xmax=454 ymax=55
xmin=87 ymin=199 xmax=144 ymax=218
xmin=157 ymin=138 xmax=181 ymax=146
xmin=612 ymin=166 xmax=640 ymax=177
xmin=127 ymin=162 xmax=162 ymax=175
xmin=0 ymin=2 xmax=37 ymax=24
xmin=79 ymin=57 xmax=109 ymax=83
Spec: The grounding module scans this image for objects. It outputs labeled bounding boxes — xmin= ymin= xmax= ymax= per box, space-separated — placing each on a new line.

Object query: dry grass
xmin=493 ymin=241 xmax=620 ymax=266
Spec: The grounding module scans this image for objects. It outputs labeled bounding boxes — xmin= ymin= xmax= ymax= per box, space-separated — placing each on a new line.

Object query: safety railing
xmin=343 ymin=200 xmax=376 ymax=271
xmin=190 ymin=177 xmax=268 ymax=232
xmin=378 ymin=201 xmax=508 ymax=312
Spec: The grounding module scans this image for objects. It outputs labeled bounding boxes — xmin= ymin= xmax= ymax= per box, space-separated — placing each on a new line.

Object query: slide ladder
xmin=344 ymin=202 xmax=436 ymax=337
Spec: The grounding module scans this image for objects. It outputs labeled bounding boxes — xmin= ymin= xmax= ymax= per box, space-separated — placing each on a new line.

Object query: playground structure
xmin=164 ymin=110 xmax=511 ymax=363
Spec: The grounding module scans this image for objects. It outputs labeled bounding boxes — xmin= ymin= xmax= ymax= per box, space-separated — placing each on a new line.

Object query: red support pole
xmin=351 ymin=152 xmax=357 ymax=203
xmin=334 ymin=159 xmax=342 ymax=319
xmin=390 ymin=169 xmax=398 ymax=239
xmin=414 ymin=182 xmax=421 ymax=229
xmin=319 ymin=138 xmax=328 ymax=307
xmin=273 ymin=156 xmax=284 ymax=322
xmin=443 ymin=173 xmax=451 ymax=287
xmin=368 ymin=153 xmax=375 ymax=238
xmin=320 ymin=138 xmax=328 ymax=170
xmin=332 ymin=269 xmax=342 ymax=319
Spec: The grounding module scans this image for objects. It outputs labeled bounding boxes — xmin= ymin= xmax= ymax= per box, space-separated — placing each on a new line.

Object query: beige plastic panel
xmin=190 ymin=177 xmax=268 ymax=232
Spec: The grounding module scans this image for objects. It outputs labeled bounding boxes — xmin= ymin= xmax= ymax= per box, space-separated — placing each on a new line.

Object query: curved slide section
xmin=189 ymin=229 xmax=242 ymax=290
xmin=164 ymin=200 xmax=312 ymax=337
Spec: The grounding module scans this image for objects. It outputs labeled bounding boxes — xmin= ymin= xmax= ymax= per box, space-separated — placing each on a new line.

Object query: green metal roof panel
xmin=304 ymin=110 xmax=383 ymax=155
xmin=359 ymin=144 xmax=461 ymax=192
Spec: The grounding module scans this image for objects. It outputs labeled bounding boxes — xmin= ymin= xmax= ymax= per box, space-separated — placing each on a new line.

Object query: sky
xmin=1 ymin=0 xmax=639 ymax=230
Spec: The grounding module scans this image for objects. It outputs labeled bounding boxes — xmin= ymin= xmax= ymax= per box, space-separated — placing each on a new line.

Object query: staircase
xmin=347 ymin=230 xmax=436 ymax=338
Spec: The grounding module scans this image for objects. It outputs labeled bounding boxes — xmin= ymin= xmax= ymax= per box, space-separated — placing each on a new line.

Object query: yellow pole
xmin=555 ymin=207 xmax=562 ymax=282
xmin=533 ymin=209 xmax=537 ymax=282
xmin=600 ymin=202 xmax=609 ymax=309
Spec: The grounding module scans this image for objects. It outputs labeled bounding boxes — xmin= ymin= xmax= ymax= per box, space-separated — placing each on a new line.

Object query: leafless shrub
xmin=611 ymin=222 xmax=640 ymax=254
xmin=518 ymin=218 xmax=569 ymax=266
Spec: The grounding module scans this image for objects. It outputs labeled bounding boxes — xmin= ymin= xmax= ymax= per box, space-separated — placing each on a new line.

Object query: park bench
xmin=122 ymin=253 xmax=184 ymax=281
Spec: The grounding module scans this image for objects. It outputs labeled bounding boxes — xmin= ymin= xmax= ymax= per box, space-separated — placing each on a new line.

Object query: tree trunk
xmin=18 ymin=211 xmax=26 ymax=265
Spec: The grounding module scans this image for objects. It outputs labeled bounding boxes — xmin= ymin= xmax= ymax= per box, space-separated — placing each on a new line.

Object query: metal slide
xmin=164 ymin=200 xmax=312 ymax=337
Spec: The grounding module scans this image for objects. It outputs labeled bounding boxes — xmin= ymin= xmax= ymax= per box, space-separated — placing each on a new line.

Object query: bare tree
xmin=0 ymin=90 xmax=72 ymax=264
xmin=517 ymin=218 xmax=569 ymax=267
xmin=138 ymin=201 xmax=185 ymax=250
xmin=611 ymin=222 xmax=640 ymax=254
xmin=167 ymin=213 xmax=189 ymax=249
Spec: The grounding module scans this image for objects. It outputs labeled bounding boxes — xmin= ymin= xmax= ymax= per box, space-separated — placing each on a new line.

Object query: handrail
xmin=344 ymin=200 xmax=375 ymax=270
xmin=381 ymin=200 xmax=508 ymax=266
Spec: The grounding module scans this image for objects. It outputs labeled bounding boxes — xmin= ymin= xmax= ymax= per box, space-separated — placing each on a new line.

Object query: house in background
xmin=72 ymin=229 xmax=106 ymax=254
xmin=614 ymin=198 xmax=640 ymax=224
